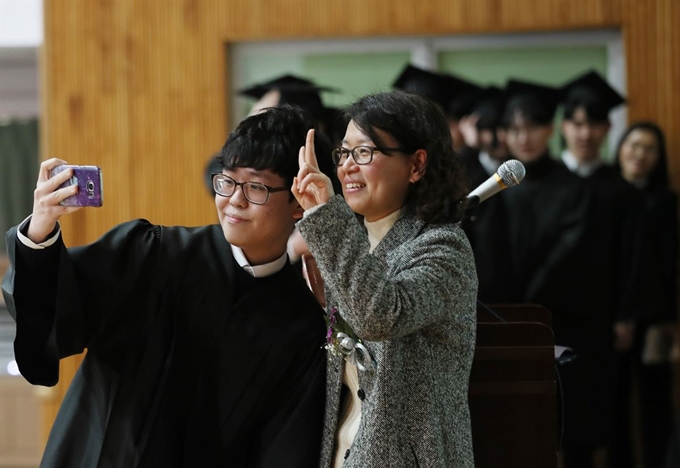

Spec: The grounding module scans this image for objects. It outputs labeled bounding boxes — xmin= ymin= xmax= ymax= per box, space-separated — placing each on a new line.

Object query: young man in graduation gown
xmin=559 ymin=70 xmax=640 ymax=333
xmin=500 ymin=79 xmax=604 ymax=467
xmin=558 ymin=70 xmax=644 ymax=467
xmin=1 ymin=106 xmax=328 ymax=468
xmin=501 ymin=79 xmax=591 ymax=312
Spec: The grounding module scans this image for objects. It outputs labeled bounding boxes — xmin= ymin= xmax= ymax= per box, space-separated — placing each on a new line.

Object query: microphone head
xmin=497 ymin=159 xmax=526 ymax=187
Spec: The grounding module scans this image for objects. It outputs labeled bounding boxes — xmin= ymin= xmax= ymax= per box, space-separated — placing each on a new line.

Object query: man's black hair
xmin=561 ymin=70 xmax=625 ymax=124
xmin=218 ymin=105 xmax=331 ymax=194
xmin=502 ymin=80 xmax=562 ymax=127
xmin=562 ymin=89 xmax=611 ymax=123
xmin=503 ymin=94 xmax=556 ymax=127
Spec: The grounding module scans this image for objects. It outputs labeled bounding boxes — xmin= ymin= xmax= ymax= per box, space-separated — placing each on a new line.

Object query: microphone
xmin=464 ymin=159 xmax=526 ymax=209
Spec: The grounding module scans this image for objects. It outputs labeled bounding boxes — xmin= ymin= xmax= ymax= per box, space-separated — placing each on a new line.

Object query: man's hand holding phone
xmin=28 ymin=159 xmax=103 ymax=244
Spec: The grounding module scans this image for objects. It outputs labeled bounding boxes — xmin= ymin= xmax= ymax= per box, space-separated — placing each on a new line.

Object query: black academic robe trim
xmin=2 ymin=219 xmax=326 ymax=468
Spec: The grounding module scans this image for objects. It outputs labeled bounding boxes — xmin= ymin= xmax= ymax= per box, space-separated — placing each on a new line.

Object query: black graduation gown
xmin=500 ymin=153 xmax=591 ymax=314
xmin=554 ymin=163 xmax=643 ymax=448
xmin=567 ymin=164 xmax=643 ymax=320
xmin=1 ymin=219 xmax=326 ymax=468
xmin=632 ymin=185 xmax=679 ymax=324
xmin=460 ymin=150 xmax=517 ymax=303
xmin=501 ymin=154 xmax=626 ymax=448
xmin=610 ymin=184 xmax=678 ymax=468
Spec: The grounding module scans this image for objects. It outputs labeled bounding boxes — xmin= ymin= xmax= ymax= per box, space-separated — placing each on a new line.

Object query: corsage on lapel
xmin=325 ymin=306 xmax=375 ymax=372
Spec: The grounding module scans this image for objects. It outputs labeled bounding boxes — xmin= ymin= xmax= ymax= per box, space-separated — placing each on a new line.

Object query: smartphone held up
xmin=50 ymin=165 xmax=104 ymax=207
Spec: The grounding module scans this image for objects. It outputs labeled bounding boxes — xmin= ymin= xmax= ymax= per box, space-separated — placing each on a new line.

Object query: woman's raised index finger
xmin=305 ymin=129 xmax=319 ymax=169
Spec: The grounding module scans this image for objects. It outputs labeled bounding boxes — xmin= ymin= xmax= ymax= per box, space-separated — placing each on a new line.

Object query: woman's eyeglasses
xmin=331 ymin=146 xmax=411 ymax=166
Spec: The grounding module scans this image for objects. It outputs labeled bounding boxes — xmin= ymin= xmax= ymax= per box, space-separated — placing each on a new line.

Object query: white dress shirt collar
xmin=561 ymin=150 xmax=603 ymax=178
xmin=230 ymin=245 xmax=287 ymax=277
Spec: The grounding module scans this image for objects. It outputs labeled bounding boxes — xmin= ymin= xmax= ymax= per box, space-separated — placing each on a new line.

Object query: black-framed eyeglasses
xmin=211 ymin=173 xmax=288 ymax=205
xmin=331 ymin=146 xmax=411 ymax=166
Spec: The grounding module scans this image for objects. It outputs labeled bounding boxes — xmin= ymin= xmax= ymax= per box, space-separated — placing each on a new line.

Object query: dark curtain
xmin=0 ymin=119 xmax=39 ymax=254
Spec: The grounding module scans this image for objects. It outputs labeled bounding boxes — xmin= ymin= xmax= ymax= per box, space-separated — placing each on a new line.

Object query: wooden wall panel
xmin=621 ymin=0 xmax=680 ymax=185
xmin=39 ymin=0 xmax=680 ymax=447
xmin=0 ymin=377 xmax=41 ymax=467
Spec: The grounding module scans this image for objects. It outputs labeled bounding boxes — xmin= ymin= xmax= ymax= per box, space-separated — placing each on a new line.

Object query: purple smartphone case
xmin=50 ymin=165 xmax=103 ymax=207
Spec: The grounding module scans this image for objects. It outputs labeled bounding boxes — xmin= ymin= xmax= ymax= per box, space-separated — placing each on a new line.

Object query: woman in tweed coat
xmin=293 ymin=91 xmax=478 ymax=468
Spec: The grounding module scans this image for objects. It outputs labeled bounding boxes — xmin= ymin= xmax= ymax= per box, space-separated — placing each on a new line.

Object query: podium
xmin=469 ymin=303 xmax=558 ymax=468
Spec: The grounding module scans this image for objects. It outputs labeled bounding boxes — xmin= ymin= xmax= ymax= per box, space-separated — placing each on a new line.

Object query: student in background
xmin=501 ymin=78 xmax=615 ymax=468
xmin=459 ymin=85 xmax=516 ymax=303
xmin=392 ymin=64 xmax=481 ymax=154
xmin=560 ymin=70 xmax=625 ymax=178
xmin=500 ymin=79 xmax=590 ymax=318
xmin=613 ymin=122 xmax=678 ymax=468
xmin=559 ymin=70 xmax=645 ymax=468
xmin=440 ymin=71 xmax=484 ymax=155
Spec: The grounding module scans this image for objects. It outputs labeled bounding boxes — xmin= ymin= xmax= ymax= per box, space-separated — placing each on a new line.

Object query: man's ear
xmin=292 ymin=200 xmax=305 ymax=220
xmin=409 ymin=149 xmax=427 ymax=184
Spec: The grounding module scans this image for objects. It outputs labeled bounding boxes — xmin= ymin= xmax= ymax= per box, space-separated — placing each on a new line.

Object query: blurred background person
xmin=500 ymin=78 xmax=604 ymax=468
xmin=463 ymin=86 xmax=509 ymax=171
xmin=459 ymin=85 xmax=516 ymax=304
xmin=560 ymin=70 xmax=625 ymax=178
xmin=441 ymin=71 xmax=483 ymax=155
xmin=559 ymin=70 xmax=645 ymax=468
xmin=613 ymin=122 xmax=678 ymax=468
xmin=391 ymin=64 xmax=481 ymax=154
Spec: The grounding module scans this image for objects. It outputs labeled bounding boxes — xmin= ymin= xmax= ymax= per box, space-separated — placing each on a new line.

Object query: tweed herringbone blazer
xmin=297 ymin=196 xmax=478 ymax=468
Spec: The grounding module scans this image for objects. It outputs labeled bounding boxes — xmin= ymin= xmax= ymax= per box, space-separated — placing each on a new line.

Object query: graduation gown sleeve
xmin=2 ymin=219 xmax=164 ymax=386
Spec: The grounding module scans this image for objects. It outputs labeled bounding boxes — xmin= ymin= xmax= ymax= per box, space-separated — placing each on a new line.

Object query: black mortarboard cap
xmin=504 ymin=79 xmax=564 ymax=121
xmin=468 ymin=86 xmax=506 ymax=130
xmin=238 ymin=74 xmax=339 ymax=121
xmin=238 ymin=74 xmax=337 ymax=99
xmin=392 ymin=65 xmax=450 ymax=108
xmin=439 ymin=72 xmax=483 ymax=118
xmin=561 ymin=70 xmax=626 ymax=111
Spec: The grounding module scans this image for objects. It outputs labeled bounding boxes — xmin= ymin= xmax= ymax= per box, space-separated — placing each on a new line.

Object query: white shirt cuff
xmin=17 ymin=216 xmax=61 ymax=249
